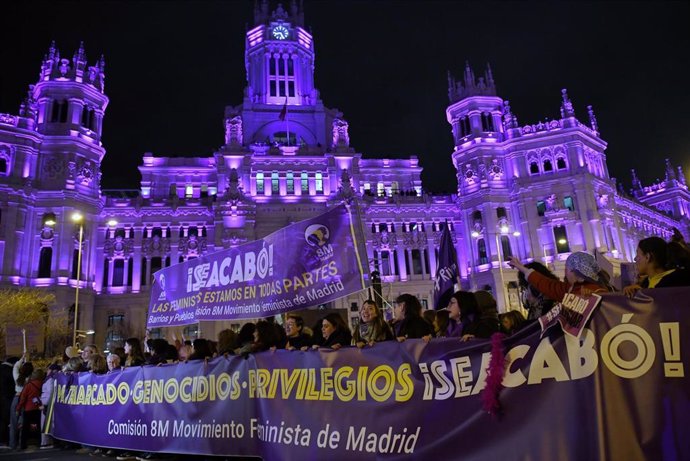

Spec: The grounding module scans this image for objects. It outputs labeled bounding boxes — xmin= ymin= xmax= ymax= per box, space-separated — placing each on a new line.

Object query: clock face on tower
xmin=272 ymin=25 xmax=289 ymax=40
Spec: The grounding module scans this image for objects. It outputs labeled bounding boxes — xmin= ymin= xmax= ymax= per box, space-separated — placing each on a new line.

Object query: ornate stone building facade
xmin=1 ymin=1 xmax=688 ymax=350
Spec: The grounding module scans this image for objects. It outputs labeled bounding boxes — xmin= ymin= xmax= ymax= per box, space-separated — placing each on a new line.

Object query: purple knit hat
xmin=565 ymin=252 xmax=600 ymax=280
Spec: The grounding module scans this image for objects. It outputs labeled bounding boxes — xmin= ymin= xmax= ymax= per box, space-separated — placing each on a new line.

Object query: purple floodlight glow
xmin=247 ymin=26 xmax=265 ymax=47
xmin=334 ymin=156 xmax=352 ymax=170
xmin=296 ymin=29 xmax=312 ymax=49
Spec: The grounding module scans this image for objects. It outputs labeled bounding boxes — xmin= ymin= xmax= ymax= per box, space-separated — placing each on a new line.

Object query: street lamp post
xmin=72 ymin=212 xmax=84 ymax=347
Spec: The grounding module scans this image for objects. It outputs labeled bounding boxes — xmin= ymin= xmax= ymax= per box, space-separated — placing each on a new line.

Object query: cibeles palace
xmin=1 ymin=2 xmax=689 ymax=351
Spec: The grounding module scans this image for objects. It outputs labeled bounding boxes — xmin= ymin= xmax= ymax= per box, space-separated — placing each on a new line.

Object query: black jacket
xmin=394 ymin=316 xmax=434 ymax=339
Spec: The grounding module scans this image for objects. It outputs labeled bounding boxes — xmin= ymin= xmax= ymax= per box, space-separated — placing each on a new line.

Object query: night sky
xmin=1 ymin=1 xmax=689 ymax=193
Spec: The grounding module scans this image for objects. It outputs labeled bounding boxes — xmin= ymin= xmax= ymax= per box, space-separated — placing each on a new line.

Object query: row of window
xmin=49 ymin=100 xmax=97 ymax=131
xmin=472 ymin=225 xmax=570 ymax=266
xmin=268 ymin=56 xmax=296 ymax=97
xmin=529 ymin=157 xmax=568 ymax=175
xmin=536 ymin=196 xmax=575 ymax=216
xmin=256 ymin=171 xmax=323 ymax=194
xmin=168 ymin=184 xmax=217 ymax=199
xmin=472 ymin=207 xmax=508 ymax=222
xmin=373 ymin=248 xmax=431 ymax=277
xmin=370 ymin=221 xmax=454 ymax=234
xmin=108 ymin=226 xmax=207 ymax=240
xmin=457 ymin=112 xmax=495 ymax=138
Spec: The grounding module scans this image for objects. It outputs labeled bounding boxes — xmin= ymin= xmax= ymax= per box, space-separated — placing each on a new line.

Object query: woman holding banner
xmin=284 ymin=315 xmax=313 ymax=350
xmin=509 ymin=252 xmax=611 ymax=302
xmin=124 ymin=338 xmax=145 ymax=367
xmin=313 ymin=313 xmax=352 ymax=350
xmin=392 ymin=294 xmax=434 ymax=341
xmin=353 ymin=300 xmax=393 ymax=347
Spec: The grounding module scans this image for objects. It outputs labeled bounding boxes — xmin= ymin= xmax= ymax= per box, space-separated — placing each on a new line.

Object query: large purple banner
xmin=147 ymin=204 xmax=368 ymax=327
xmin=53 ymin=289 xmax=690 ymax=460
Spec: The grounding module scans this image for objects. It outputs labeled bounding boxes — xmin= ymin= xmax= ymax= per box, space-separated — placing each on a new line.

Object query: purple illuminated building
xmin=0 ymin=2 xmax=688 ymax=349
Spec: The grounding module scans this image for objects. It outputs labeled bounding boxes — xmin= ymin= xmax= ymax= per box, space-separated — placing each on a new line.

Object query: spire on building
xmin=587 ymin=105 xmax=598 ymax=132
xmin=47 ymin=40 xmax=57 ymax=61
xmin=617 ymin=180 xmax=626 ymax=196
xmin=447 ymin=70 xmax=455 ymax=101
xmin=665 ymin=158 xmax=677 ymax=182
xmin=463 ymin=61 xmax=475 ymax=91
xmin=485 ymin=63 xmax=495 ymax=87
xmin=73 ymin=41 xmax=87 ymax=71
xmin=253 ymin=0 xmax=304 ymax=27
xmin=560 ymin=89 xmax=575 ymax=118
xmin=678 ymin=166 xmax=687 ymax=186
xmin=448 ymin=61 xmax=497 ymax=103
xmin=631 ymin=169 xmax=643 ymax=191
xmin=38 ymin=41 xmax=105 ymax=92
xmin=18 ymin=84 xmax=37 ymax=119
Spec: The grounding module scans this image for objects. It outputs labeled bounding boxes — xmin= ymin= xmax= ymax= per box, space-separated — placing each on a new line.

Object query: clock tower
xmin=245 ymin=0 xmax=316 ymax=107
xmin=229 ymin=0 xmax=341 ymax=149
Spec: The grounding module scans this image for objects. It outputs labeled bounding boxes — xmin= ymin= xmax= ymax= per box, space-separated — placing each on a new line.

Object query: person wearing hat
xmin=509 ymin=252 xmax=611 ymax=302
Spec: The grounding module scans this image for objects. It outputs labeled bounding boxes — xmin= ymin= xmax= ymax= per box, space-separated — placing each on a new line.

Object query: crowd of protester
xmin=0 ymin=233 xmax=688 ymax=457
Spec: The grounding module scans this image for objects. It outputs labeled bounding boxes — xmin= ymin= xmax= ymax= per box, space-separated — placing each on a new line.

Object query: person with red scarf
xmin=16 ymin=369 xmax=44 ymax=450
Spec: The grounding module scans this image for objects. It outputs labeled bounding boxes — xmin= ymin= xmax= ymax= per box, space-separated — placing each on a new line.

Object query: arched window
xmin=81 ymin=106 xmax=90 ymax=127
xmin=102 ymin=258 xmax=109 ymax=287
xmin=530 ymin=162 xmax=539 ymax=174
xmin=88 ymin=108 xmax=97 ymax=130
xmin=59 ymin=100 xmax=67 ymax=123
xmin=71 ymin=249 xmax=80 ymax=279
xmin=556 ymin=157 xmax=567 ymax=170
xmin=554 ymin=226 xmax=570 ymax=253
xmin=477 ymin=239 xmax=488 ymax=265
xmin=543 ymin=159 xmax=553 ymax=172
xmin=112 ymin=259 xmax=125 ymax=286
xmin=51 ymin=100 xmax=67 ymax=123
xmin=500 ymin=235 xmax=512 ymax=259
xmin=459 ymin=117 xmax=471 ymax=137
xmin=481 ymin=112 xmax=494 ymax=132
xmin=0 ymin=158 xmax=6 ymax=175
xmin=127 ymin=257 xmax=133 ymax=287
xmin=38 ymin=247 xmax=52 ymax=278
xmin=140 ymin=257 xmax=148 ymax=286
xmin=150 ymin=257 xmax=162 ymax=283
